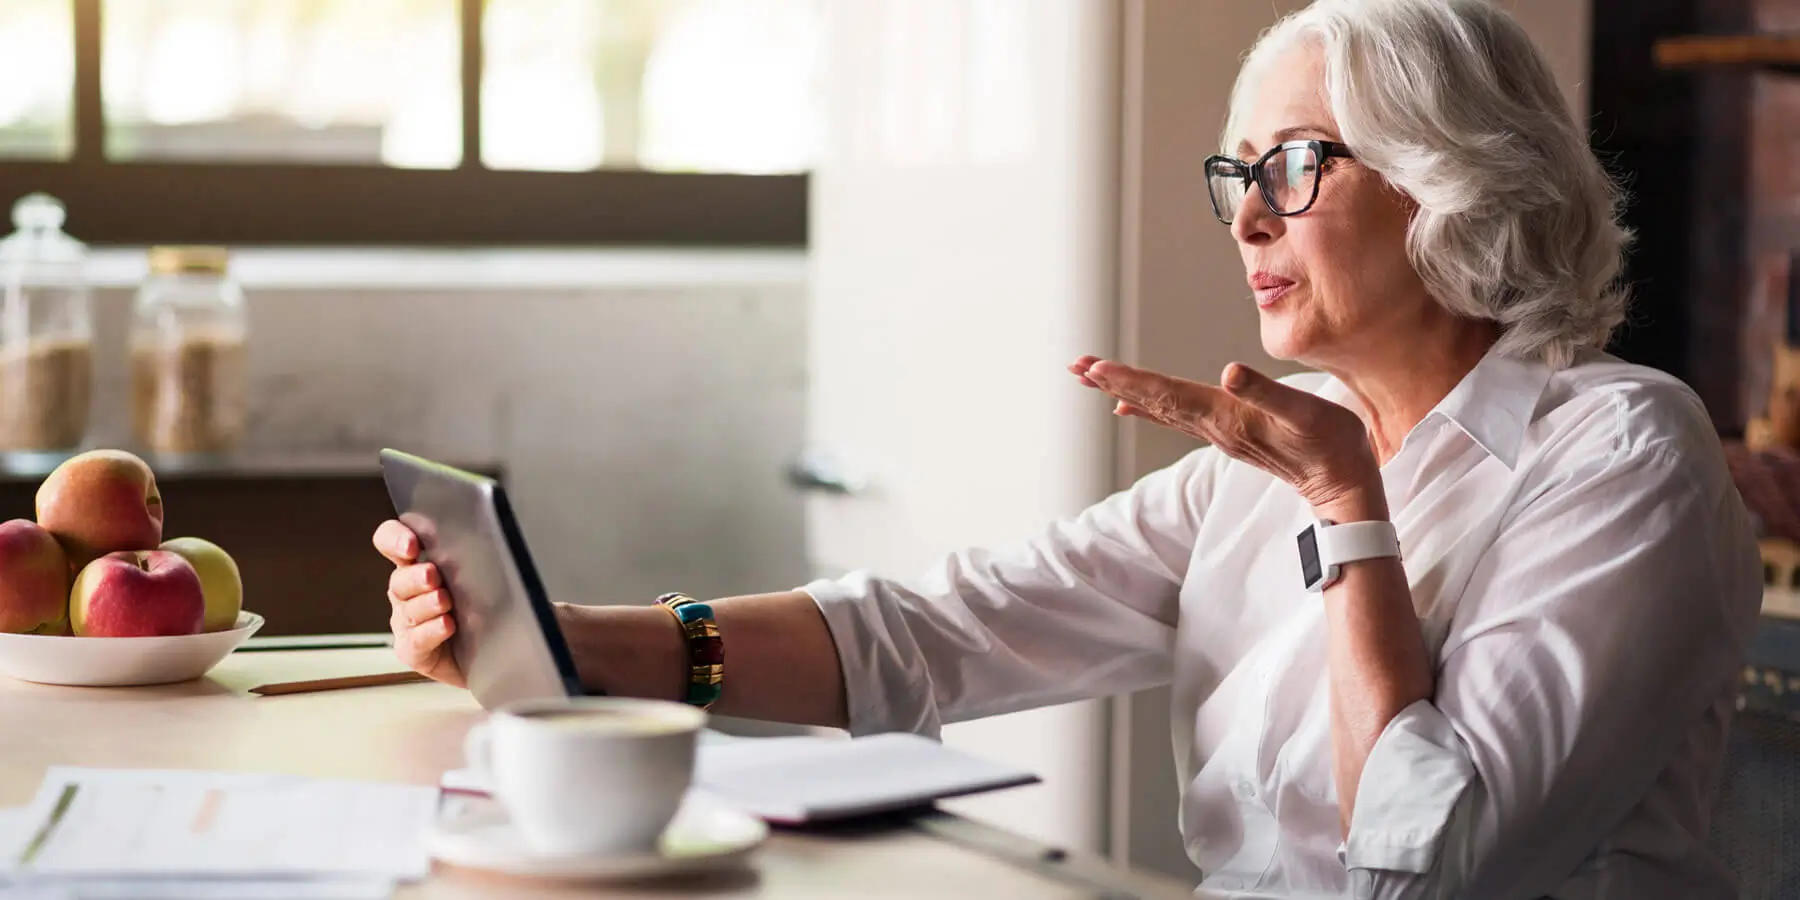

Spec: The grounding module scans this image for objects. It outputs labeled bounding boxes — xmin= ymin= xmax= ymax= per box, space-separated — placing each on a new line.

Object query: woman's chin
xmin=1258 ymin=317 xmax=1307 ymax=362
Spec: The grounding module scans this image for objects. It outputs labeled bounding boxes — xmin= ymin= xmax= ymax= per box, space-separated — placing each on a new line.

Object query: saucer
xmin=427 ymin=791 xmax=768 ymax=882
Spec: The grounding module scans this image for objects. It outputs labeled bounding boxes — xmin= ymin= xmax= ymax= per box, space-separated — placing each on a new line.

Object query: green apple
xmin=157 ymin=537 xmax=242 ymax=632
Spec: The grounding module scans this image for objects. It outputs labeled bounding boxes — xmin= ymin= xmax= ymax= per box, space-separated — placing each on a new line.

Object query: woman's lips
xmin=1254 ymin=285 xmax=1294 ymax=308
xmin=1250 ymin=274 xmax=1296 ymax=309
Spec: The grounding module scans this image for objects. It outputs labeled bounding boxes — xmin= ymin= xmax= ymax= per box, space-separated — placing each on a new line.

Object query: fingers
xmin=392 ymin=588 xmax=453 ymax=628
xmin=379 ymin=520 xmax=459 ymax=682
xmin=391 ymin=603 xmax=455 ymax=666
xmin=1112 ymin=400 xmax=1158 ymax=420
xmin=418 ymin=612 xmax=455 ymax=646
xmin=1068 ymin=355 xmax=1103 ymax=388
xmin=1220 ymin=362 xmax=1316 ymax=424
xmin=1084 ymin=360 xmax=1262 ymax=450
xmin=1080 ymin=358 xmax=1270 ymax=453
xmin=1085 ymin=360 xmax=1223 ymax=426
xmin=373 ymin=520 xmax=419 ymax=566
xmin=388 ymin=563 xmax=440 ymax=602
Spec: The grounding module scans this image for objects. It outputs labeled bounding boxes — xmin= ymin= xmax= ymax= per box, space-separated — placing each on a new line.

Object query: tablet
xmin=378 ymin=449 xmax=586 ymax=709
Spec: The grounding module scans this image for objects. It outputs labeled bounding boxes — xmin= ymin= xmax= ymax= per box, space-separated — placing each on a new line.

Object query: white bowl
xmin=0 ymin=611 xmax=265 ymax=687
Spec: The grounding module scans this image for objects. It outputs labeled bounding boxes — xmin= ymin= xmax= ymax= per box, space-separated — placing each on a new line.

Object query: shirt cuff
xmin=799 ymin=572 xmax=942 ymax=739
xmin=1338 ymin=699 xmax=1476 ymax=876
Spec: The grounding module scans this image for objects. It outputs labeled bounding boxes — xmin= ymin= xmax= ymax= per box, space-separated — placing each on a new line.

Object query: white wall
xmin=805 ymin=0 xmax=1122 ymax=853
xmin=80 ymin=253 xmax=812 ymax=611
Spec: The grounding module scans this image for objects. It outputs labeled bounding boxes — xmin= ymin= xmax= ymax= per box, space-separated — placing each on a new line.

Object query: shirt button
xmin=1234 ymin=780 xmax=1257 ymax=801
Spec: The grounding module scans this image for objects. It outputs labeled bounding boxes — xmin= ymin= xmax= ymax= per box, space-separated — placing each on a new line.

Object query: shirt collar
xmin=1319 ymin=346 xmax=1554 ymax=471
xmin=1425 ymin=347 xmax=1555 ymax=470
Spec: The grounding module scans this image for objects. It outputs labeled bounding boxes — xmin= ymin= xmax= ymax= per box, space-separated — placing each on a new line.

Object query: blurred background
xmin=0 ymin=0 xmax=1784 ymax=885
xmin=0 ymin=0 xmax=818 ymax=171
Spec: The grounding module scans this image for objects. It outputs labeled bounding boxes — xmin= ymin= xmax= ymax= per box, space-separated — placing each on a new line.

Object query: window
xmin=0 ymin=0 xmax=75 ymax=160
xmin=0 ymin=0 xmax=816 ymax=246
xmin=101 ymin=0 xmax=464 ymax=167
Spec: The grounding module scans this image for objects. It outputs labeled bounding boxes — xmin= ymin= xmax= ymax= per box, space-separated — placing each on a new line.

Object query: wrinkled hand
xmin=373 ymin=519 xmax=467 ymax=689
xmin=1072 ymin=357 xmax=1383 ymax=513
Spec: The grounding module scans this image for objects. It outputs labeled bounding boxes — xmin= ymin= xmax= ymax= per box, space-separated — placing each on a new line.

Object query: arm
xmin=1336 ymin=448 xmax=1761 ymax=900
xmin=556 ymin=591 xmax=850 ymax=728
xmin=392 ymin=446 xmax=1217 ymax=734
xmin=377 ymin=519 xmax=853 ymax=725
xmin=1073 ymin=358 xmax=1433 ymax=826
xmin=1312 ymin=489 xmax=1436 ymax=837
xmin=794 ymin=446 xmax=1216 ymax=735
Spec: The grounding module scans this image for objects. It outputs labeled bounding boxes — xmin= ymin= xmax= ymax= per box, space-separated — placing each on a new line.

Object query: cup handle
xmin=463 ymin=723 xmax=495 ymax=794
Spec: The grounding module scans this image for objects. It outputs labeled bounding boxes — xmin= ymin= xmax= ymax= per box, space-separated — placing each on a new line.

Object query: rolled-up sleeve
xmin=801 ymin=448 xmax=1219 ymax=737
xmin=1340 ymin=446 xmax=1762 ymax=900
xmin=1340 ymin=701 xmax=1477 ymax=880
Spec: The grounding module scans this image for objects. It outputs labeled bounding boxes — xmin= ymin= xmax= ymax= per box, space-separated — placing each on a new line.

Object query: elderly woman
xmin=376 ymin=0 xmax=1762 ymax=896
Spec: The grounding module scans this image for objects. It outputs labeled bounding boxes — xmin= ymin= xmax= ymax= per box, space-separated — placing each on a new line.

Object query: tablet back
xmin=379 ymin=449 xmax=584 ymax=709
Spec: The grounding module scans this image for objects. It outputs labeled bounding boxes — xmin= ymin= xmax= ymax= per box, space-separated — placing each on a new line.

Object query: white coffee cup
xmin=462 ymin=696 xmax=707 ymax=857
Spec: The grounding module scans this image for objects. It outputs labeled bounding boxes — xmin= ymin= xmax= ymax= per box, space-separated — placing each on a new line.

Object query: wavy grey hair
xmin=1224 ymin=0 xmax=1631 ymax=368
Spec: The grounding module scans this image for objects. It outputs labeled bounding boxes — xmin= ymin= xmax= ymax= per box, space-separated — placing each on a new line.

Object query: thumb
xmin=1221 ymin=363 xmax=1315 ymax=422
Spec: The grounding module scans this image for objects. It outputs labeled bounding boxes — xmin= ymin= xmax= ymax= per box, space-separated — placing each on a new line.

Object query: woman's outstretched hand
xmin=1072 ymin=357 xmax=1384 ymax=515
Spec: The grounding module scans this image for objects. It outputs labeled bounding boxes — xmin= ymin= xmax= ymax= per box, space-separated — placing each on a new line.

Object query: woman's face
xmin=1229 ymin=43 xmax=1433 ymax=368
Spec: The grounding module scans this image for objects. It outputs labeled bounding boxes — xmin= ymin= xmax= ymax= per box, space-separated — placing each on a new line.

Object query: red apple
xmin=69 ymin=550 xmax=203 ymax=638
xmin=36 ymin=450 xmax=165 ymax=572
xmin=0 ymin=519 xmax=70 ymax=634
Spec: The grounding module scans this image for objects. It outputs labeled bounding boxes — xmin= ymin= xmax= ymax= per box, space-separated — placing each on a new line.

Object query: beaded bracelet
xmin=655 ymin=592 xmax=723 ymax=710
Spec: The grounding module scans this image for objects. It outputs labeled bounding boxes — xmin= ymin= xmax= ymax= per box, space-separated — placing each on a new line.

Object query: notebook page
xmin=694 ymin=732 xmax=1039 ymax=823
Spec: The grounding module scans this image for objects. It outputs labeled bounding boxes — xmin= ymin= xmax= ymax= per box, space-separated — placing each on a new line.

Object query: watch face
xmin=1297 ymin=524 xmax=1322 ymax=588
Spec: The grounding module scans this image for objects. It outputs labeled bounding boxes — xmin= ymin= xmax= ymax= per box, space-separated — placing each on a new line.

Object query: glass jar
xmin=0 ymin=193 xmax=94 ymax=458
xmin=130 ymin=246 xmax=249 ymax=457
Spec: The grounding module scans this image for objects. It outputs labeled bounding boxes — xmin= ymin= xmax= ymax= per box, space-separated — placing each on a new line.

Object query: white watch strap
xmin=1317 ymin=520 xmax=1400 ymax=566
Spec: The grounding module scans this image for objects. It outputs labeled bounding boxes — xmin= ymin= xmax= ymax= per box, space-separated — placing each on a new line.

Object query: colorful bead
xmin=657 ymin=592 xmax=723 ymax=710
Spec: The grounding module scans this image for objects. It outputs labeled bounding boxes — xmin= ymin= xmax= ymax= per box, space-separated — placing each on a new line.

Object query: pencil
xmin=249 ymin=671 xmax=431 ymax=695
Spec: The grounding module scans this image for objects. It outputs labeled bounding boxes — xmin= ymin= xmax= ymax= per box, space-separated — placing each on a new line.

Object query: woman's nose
xmin=1231 ymin=184 xmax=1279 ymax=245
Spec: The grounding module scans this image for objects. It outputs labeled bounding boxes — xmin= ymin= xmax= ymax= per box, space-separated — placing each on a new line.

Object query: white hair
xmin=1224 ymin=0 xmax=1632 ymax=368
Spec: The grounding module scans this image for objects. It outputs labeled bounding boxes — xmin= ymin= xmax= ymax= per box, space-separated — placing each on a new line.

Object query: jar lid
xmin=0 ymin=193 xmax=88 ymax=266
xmin=148 ymin=245 xmax=231 ymax=276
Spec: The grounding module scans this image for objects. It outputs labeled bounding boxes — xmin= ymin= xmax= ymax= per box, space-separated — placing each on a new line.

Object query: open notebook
xmin=440 ymin=731 xmax=1039 ymax=826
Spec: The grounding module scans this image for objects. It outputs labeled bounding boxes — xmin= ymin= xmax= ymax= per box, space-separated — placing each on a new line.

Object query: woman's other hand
xmin=374 ymin=519 xmax=467 ymax=688
xmin=1073 ymin=357 xmax=1384 ymax=517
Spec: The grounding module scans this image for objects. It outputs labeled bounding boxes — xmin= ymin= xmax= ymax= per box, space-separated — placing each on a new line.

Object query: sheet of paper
xmin=0 ymin=876 xmax=395 ymax=900
xmin=694 ymin=732 xmax=1040 ymax=822
xmin=0 ymin=810 xmax=33 ymax=876
xmin=4 ymin=769 xmax=437 ymax=882
xmin=1 ymin=802 xmax=393 ymax=900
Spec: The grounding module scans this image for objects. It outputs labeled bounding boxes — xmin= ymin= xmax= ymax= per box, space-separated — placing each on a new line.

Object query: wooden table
xmin=0 ymin=649 xmax=1202 ymax=899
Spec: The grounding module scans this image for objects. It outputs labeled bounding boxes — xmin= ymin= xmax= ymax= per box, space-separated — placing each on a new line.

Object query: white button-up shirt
xmin=802 ymin=348 xmax=1765 ymax=899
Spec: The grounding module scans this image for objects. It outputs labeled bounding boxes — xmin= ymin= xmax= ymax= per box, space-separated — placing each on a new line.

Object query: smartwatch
xmin=1297 ymin=519 xmax=1401 ymax=592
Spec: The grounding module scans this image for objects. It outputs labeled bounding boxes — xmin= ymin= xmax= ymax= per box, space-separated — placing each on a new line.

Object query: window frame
xmin=0 ymin=0 xmax=808 ymax=247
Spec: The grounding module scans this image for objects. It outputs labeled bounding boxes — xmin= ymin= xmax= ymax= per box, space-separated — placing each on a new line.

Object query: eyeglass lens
xmin=1208 ymin=144 xmax=1320 ymax=223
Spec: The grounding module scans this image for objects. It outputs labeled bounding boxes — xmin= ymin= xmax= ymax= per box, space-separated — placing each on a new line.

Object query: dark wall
xmin=1588 ymin=0 xmax=1702 ymax=391
xmin=1590 ymin=0 xmax=1770 ymax=434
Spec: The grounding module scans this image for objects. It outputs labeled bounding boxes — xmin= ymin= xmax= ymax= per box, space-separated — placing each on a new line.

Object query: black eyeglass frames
xmin=1204 ymin=140 xmax=1355 ymax=225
